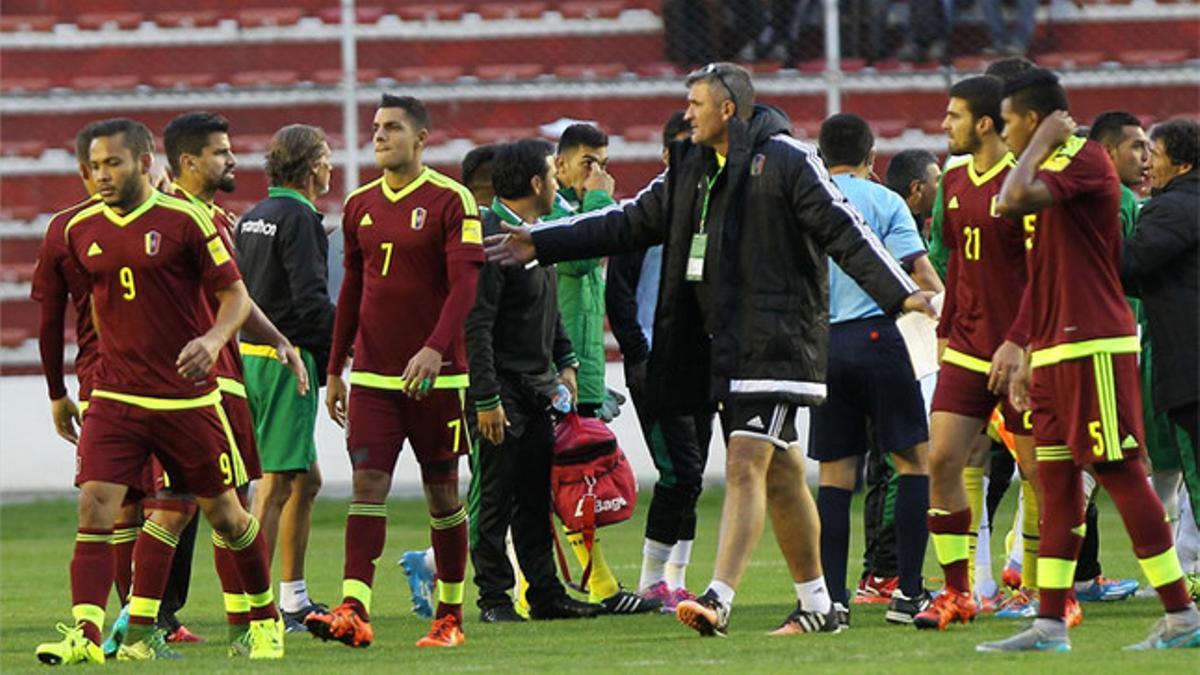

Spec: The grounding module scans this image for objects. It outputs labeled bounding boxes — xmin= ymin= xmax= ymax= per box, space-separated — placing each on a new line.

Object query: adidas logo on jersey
xmin=360 ymin=213 xmax=373 ymax=226
xmin=86 ymin=242 xmax=103 ymax=257
xmin=745 ymin=415 xmax=765 ymax=430
xmin=1121 ymin=435 xmax=1139 ymax=450
xmin=948 ymin=196 xmax=960 ymax=210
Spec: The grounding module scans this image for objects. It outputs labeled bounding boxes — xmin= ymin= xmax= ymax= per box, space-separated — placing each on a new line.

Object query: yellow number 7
xmin=447 ymin=418 xmax=461 ymax=455
xmin=380 ymin=242 xmax=394 ymax=276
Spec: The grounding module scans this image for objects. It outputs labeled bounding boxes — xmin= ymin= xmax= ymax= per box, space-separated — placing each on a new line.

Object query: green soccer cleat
xmin=117 ymin=627 xmax=182 ymax=660
xmin=976 ymin=623 xmax=1070 ymax=653
xmin=101 ymin=604 xmax=129 ymax=658
xmin=247 ymin=618 xmax=285 ymax=660
xmin=36 ymin=623 xmax=105 ymax=665
xmin=227 ymin=627 xmax=252 ymax=657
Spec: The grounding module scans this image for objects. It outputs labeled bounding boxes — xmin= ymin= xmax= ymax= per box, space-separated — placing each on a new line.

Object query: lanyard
xmin=698 ymin=162 xmax=724 ymax=234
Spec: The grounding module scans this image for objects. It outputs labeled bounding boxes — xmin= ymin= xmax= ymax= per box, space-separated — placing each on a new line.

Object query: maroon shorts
xmin=346 ymin=386 xmax=470 ymax=474
xmin=1030 ymin=352 xmax=1145 ymax=466
xmin=75 ymin=397 xmax=241 ymax=498
xmin=931 ymin=359 xmax=1025 ymax=432
xmin=221 ymin=391 xmax=262 ymax=484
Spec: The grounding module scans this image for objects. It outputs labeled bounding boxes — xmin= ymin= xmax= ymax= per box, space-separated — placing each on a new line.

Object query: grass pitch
xmin=1 ymin=486 xmax=1194 ymax=673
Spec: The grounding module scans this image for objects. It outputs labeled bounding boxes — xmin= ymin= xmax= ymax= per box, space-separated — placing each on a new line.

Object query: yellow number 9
xmin=219 ymin=452 xmax=234 ymax=485
xmin=119 ymin=266 xmax=136 ymax=300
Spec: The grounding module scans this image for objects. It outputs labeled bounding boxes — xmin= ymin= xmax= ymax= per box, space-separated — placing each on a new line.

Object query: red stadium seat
xmin=154 ymin=10 xmax=223 ymax=29
xmin=0 ymin=328 xmax=32 ymax=349
xmin=317 ymin=6 xmax=387 ymax=24
xmin=474 ymin=63 xmax=545 ymax=81
xmin=1037 ymin=51 xmax=1107 ymax=69
xmin=559 ymin=1 xmax=626 ymax=19
xmin=634 ymin=62 xmax=680 ymax=78
xmin=235 ymin=8 xmax=305 ymax=28
xmin=1 ymin=140 xmax=47 ymax=158
xmin=77 ymin=12 xmax=144 ymax=31
xmin=236 ymin=134 xmax=274 ymax=153
xmin=393 ymin=65 xmax=465 ymax=83
xmin=149 ymin=73 xmax=216 ymax=89
xmin=310 ymin=69 xmax=344 ymax=85
xmin=553 ymin=63 xmax=625 ymax=80
xmin=795 ymin=119 xmax=823 ymax=139
xmin=425 ymin=130 xmax=451 ymax=147
xmin=478 ymin=3 xmax=548 ymax=20
xmin=0 ymin=14 xmax=56 ymax=32
xmin=0 ymin=262 xmax=37 ymax=283
xmin=921 ymin=118 xmax=947 ymax=135
xmin=69 ymin=74 xmax=140 ymax=91
xmin=621 ymin=125 xmax=662 ymax=143
xmin=230 ymin=70 xmax=300 ymax=87
xmin=950 ymin=55 xmax=990 ymax=73
xmin=1117 ymin=49 xmax=1190 ymax=65
xmin=0 ymin=77 xmax=56 ymax=93
xmin=874 ymin=119 xmax=909 ymax=139
xmin=470 ymin=127 xmax=533 ymax=145
xmin=396 ymin=4 xmax=467 ymax=21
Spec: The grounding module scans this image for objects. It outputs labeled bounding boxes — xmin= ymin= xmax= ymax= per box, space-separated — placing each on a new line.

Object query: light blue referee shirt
xmin=828 ymin=173 xmax=926 ymax=324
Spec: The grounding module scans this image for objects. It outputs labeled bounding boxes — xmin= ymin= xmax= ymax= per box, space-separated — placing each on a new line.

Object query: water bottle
xmin=551 ymin=383 xmax=573 ymax=414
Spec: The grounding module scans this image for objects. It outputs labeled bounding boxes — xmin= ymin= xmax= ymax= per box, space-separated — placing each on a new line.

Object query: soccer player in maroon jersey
xmin=917 ymin=75 xmax=1051 ymax=630
xmin=310 ymin=95 xmax=483 ymax=649
xmin=978 ymin=69 xmax=1200 ymax=652
xmin=34 ymin=118 xmax=284 ymax=665
xmin=164 ymin=111 xmax=309 ymax=653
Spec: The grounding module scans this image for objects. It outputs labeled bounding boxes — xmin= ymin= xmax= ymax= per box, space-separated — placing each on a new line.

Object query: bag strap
xmin=550 ymin=475 xmax=598 ymax=594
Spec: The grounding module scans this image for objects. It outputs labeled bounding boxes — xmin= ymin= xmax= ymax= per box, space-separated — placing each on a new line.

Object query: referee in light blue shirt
xmin=808 ymin=114 xmax=944 ymax=628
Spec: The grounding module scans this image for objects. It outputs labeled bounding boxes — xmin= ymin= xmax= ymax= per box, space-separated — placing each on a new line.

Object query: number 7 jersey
xmin=936 ymin=153 xmax=1030 ymax=367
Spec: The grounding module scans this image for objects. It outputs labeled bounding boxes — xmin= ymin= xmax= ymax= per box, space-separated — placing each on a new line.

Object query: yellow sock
xmin=566 ymin=531 xmax=620 ymax=601
xmin=964 ymin=466 xmax=985 ymax=592
xmin=1020 ymin=480 xmax=1039 ymax=591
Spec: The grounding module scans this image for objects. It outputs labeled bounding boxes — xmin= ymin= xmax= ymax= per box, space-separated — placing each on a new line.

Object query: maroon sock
xmin=226 ymin=517 xmax=280 ymax=621
xmin=71 ymin=529 xmax=114 ymax=645
xmin=343 ymin=502 xmax=388 ymax=621
xmin=128 ymin=521 xmax=180 ymax=627
xmin=430 ymin=505 xmax=468 ymax=622
xmin=1096 ymin=458 xmax=1192 ymax=611
xmin=111 ymin=521 xmax=139 ymax=604
xmin=928 ymin=508 xmax=972 ymax=593
xmin=1037 ymin=459 xmax=1085 ymax=620
xmin=213 ymin=535 xmax=250 ymax=626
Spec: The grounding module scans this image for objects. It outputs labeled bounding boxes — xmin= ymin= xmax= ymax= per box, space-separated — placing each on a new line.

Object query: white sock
xmin=1007 ymin=482 xmax=1024 ymax=568
xmin=665 ymin=539 xmax=693 ymax=590
xmin=975 ymin=475 xmax=997 ymax=597
xmin=1152 ymin=470 xmax=1182 ymax=523
xmin=1082 ymin=470 xmax=1098 ymax=501
xmin=795 ymin=577 xmax=832 ymax=614
xmin=424 ymin=546 xmax=437 ymax=575
xmin=707 ymin=579 xmax=735 ymax=607
xmin=279 ymin=579 xmax=310 ymax=613
xmin=639 ymin=539 xmax=672 ymax=590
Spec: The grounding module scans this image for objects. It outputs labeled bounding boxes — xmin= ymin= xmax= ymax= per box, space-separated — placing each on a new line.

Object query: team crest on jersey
xmin=411 ymin=207 xmax=427 ymax=230
xmin=144 ymin=230 xmax=161 ymax=256
xmin=750 ymin=153 xmax=766 ymax=176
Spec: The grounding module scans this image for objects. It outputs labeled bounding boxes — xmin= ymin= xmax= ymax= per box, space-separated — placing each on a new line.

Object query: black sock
xmin=895 ymin=474 xmax=930 ymax=598
xmin=817 ymin=486 xmax=853 ymax=606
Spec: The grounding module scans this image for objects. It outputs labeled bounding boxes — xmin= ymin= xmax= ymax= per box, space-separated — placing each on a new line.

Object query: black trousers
xmin=157 ymin=512 xmax=198 ymax=629
xmin=862 ymin=447 xmax=899 ymax=578
xmin=469 ymin=392 xmax=565 ymax=611
xmin=628 ymin=381 xmax=712 ymax=545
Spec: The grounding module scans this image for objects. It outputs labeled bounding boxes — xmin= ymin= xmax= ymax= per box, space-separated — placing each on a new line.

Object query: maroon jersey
xmin=936 ymin=153 xmax=1028 ymax=370
xmin=65 ymin=190 xmax=242 ymax=401
xmin=31 ymin=195 xmax=102 ymax=398
xmin=175 ymin=185 xmax=244 ymax=385
xmin=1018 ymin=137 xmax=1137 ymax=366
xmin=330 ymin=168 xmax=483 ymax=387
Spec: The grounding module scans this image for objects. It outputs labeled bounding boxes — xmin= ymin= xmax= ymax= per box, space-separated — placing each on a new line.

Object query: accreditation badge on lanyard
xmin=689 ymin=164 xmax=722 ymax=283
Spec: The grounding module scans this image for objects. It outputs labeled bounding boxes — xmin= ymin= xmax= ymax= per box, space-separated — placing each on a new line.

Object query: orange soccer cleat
xmin=416 ymin=615 xmax=465 ymax=648
xmin=1066 ymin=595 xmax=1084 ymax=628
xmin=305 ymin=602 xmax=374 ymax=648
xmin=913 ymin=590 xmax=978 ymax=630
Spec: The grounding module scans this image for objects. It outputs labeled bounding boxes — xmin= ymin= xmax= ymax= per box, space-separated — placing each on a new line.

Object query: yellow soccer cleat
xmin=36 ymin=623 xmax=105 ymax=666
xmin=247 ymin=618 xmax=285 ymax=660
xmin=117 ymin=628 xmax=181 ymax=661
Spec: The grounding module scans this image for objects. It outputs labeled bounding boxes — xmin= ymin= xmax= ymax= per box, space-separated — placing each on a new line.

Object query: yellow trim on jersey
xmin=213 ymin=402 xmax=249 ymax=486
xmin=100 ymin=190 xmax=160 ymax=227
xmin=966 ymin=152 xmax=1017 ymax=187
xmin=1093 ymin=353 xmax=1123 ymax=462
xmin=64 ymin=201 xmax=108 ymax=239
xmin=1040 ymin=135 xmax=1087 ymax=173
xmin=217 ymin=377 xmax=247 ymax=398
xmin=239 ymin=342 xmax=301 ymax=360
xmin=942 ymin=348 xmax=991 ymax=375
xmin=156 ymin=192 xmax=218 ymax=238
xmin=344 ymin=176 xmax=385 ymax=206
xmin=427 ymin=168 xmax=480 ymax=216
xmin=349 ymin=371 xmax=468 ymax=390
xmin=91 ymin=388 xmax=221 ymax=410
xmin=381 ymin=167 xmax=433 ymax=203
xmin=1029 ymin=336 xmax=1139 ymax=369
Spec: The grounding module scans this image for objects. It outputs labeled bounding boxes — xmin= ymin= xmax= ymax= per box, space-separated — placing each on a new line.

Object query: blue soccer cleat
xmin=101 ymin=604 xmax=130 ymax=658
xmin=1074 ymin=575 xmax=1138 ymax=602
xmin=400 ymin=550 xmax=435 ymax=618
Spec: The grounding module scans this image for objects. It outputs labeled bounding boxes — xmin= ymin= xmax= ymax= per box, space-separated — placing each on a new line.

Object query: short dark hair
xmin=492 ymin=138 xmax=554 ymax=200
xmin=163 ymin=111 xmax=231 ymax=174
xmin=557 ymin=123 xmax=608 ymax=155
xmin=1003 ymin=68 xmax=1069 ymax=118
xmin=983 ymin=56 xmax=1035 ymax=85
xmin=949 ymin=75 xmax=1005 ymax=134
xmin=74 ymin=121 xmax=101 ymax=165
xmin=87 ymin=118 xmax=156 ymax=159
xmin=265 ymin=124 xmax=327 ymax=188
xmin=1150 ymin=118 xmax=1200 ymax=169
xmin=461 ymin=144 xmax=497 ymax=186
xmin=380 ymin=93 xmax=431 ymax=131
xmin=886 ymin=149 xmax=939 ymax=198
xmin=685 ymin=62 xmax=755 ymax=120
xmin=818 ymin=113 xmax=874 ymax=167
xmin=662 ymin=110 xmax=689 ymax=147
xmin=1088 ymin=111 xmax=1142 ymax=146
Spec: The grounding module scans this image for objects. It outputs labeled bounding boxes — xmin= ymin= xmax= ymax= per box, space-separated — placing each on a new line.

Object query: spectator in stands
xmin=982 ymin=0 xmax=1037 ymax=56
xmin=887 ymin=149 xmax=941 ymax=241
xmin=607 ymin=111 xmax=711 ymax=613
xmin=897 ymin=0 xmax=952 ymax=62
xmin=1121 ymin=119 xmax=1200 ymax=467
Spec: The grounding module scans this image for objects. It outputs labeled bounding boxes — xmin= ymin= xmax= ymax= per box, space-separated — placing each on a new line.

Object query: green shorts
xmin=1140 ymin=339 xmax=1191 ymax=471
xmin=241 ymin=343 xmax=319 ymax=473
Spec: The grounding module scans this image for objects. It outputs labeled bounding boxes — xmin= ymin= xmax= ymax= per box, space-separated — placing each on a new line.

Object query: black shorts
xmin=808 ymin=317 xmax=929 ymax=462
xmin=720 ymin=398 xmax=799 ymax=450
